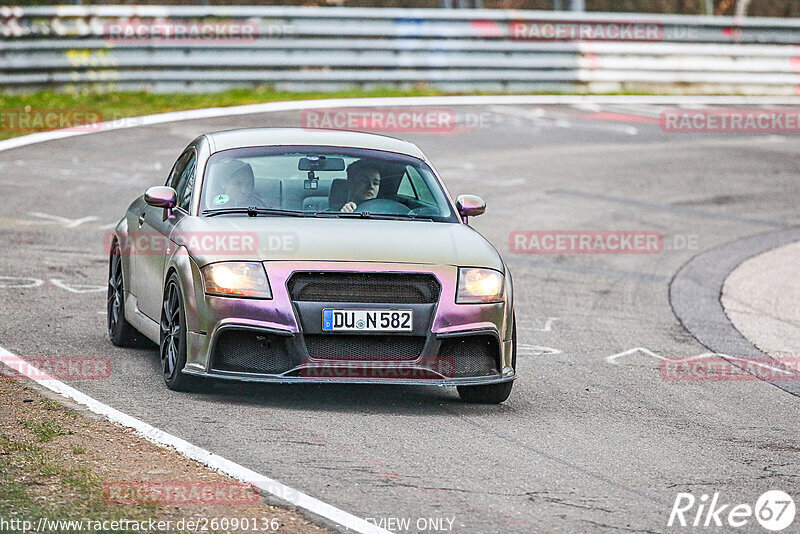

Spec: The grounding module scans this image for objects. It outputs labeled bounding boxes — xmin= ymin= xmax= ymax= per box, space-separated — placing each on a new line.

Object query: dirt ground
xmin=0 ymin=373 xmax=331 ymax=534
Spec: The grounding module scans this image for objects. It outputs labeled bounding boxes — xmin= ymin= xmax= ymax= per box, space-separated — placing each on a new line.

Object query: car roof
xmin=204 ymin=128 xmax=427 ymax=160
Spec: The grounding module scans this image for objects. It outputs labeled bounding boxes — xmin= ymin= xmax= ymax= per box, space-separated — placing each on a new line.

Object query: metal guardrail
xmin=1 ymin=6 xmax=800 ymax=94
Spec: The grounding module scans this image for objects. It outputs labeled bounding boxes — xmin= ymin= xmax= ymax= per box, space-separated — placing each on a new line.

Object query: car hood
xmin=175 ymin=216 xmax=504 ymax=271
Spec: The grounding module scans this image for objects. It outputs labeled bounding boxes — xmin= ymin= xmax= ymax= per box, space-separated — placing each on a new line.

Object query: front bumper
xmin=183 ymin=262 xmax=514 ymax=386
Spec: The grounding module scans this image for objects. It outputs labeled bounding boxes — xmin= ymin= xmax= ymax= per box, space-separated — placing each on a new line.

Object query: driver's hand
xmin=340 ymin=202 xmax=357 ymax=213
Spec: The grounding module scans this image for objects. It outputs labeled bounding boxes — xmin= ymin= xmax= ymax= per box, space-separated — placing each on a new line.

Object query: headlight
xmin=457 ymin=267 xmax=504 ymax=304
xmin=201 ymin=262 xmax=272 ymax=299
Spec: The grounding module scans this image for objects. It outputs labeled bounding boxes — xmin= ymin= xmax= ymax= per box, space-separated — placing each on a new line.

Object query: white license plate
xmin=322 ymin=309 xmax=413 ymax=332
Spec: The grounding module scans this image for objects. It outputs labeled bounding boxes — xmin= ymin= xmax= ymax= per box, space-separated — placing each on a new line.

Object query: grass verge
xmin=0 ymin=86 xmax=455 ymax=141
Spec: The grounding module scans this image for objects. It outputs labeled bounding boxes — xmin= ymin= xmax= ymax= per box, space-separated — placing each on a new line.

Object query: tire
xmin=160 ymin=274 xmax=204 ymax=392
xmin=107 ymin=242 xmax=145 ymax=347
xmin=457 ymin=314 xmax=516 ymax=404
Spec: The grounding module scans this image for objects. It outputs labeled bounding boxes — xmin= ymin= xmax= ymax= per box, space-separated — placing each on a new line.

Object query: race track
xmin=1 ymin=100 xmax=799 ymax=533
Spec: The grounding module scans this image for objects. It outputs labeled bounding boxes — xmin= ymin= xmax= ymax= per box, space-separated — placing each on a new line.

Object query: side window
xmin=177 ymin=154 xmax=196 ymax=211
xmin=167 ymin=150 xmax=196 ymax=212
xmin=396 ymin=173 xmax=416 ymax=198
xmin=407 ymin=166 xmax=435 ymax=203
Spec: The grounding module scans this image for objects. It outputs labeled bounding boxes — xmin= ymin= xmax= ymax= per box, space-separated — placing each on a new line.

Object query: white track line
xmin=0 ymin=347 xmax=387 ymax=534
xmin=3 ymin=93 xmax=800 ymax=532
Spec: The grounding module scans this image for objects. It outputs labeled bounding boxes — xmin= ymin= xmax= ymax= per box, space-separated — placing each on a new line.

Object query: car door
xmin=136 ymin=147 xmax=196 ymax=322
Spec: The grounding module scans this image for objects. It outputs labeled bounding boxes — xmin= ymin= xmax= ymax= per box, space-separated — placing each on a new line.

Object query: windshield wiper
xmin=312 ymin=211 xmax=373 ymax=219
xmin=312 ymin=211 xmax=434 ymax=221
xmin=202 ymin=207 xmax=308 ymax=218
xmin=202 ymin=207 xmax=435 ymax=221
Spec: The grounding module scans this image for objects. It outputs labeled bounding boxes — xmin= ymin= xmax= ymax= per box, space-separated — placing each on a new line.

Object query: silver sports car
xmin=107 ymin=128 xmax=515 ymax=403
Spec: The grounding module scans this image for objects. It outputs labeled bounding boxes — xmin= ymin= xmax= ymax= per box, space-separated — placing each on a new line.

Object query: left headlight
xmin=457 ymin=267 xmax=504 ymax=304
xmin=201 ymin=262 xmax=272 ymax=299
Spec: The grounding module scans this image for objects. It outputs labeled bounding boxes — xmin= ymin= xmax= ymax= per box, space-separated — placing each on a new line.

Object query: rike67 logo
xmin=668 ymin=490 xmax=795 ymax=531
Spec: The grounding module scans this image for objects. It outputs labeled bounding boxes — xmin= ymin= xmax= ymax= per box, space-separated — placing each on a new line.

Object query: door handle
xmin=138 ymin=212 xmax=146 ymax=227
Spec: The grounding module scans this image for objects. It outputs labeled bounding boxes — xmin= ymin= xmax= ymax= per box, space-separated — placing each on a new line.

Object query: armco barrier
xmin=1 ymin=6 xmax=800 ymax=94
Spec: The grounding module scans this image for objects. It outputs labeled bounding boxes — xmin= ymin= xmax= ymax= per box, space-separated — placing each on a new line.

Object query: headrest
xmin=219 ymin=160 xmax=254 ymax=185
xmin=328 ymin=178 xmax=349 ymax=210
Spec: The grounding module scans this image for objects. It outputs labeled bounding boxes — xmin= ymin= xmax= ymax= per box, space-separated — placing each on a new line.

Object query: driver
xmin=214 ymin=160 xmax=265 ymax=207
xmin=340 ymin=160 xmax=381 ymax=213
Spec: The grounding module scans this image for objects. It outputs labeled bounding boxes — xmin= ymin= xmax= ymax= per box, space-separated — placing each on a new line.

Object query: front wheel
xmin=457 ymin=381 xmax=513 ymax=404
xmin=160 ymin=274 xmax=204 ymax=392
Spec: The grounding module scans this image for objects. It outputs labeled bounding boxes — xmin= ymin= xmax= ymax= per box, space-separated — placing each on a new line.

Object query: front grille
xmin=304 ymin=334 xmax=425 ymax=361
xmin=211 ymin=330 xmax=296 ymax=374
xmin=438 ymin=336 xmax=500 ymax=378
xmin=288 ymin=272 xmax=440 ymax=304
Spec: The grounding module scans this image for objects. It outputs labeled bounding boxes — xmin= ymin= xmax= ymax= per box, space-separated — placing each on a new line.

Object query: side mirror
xmin=145 ymin=186 xmax=177 ymax=220
xmin=145 ymin=186 xmax=177 ymax=209
xmin=456 ymin=194 xmax=486 ymax=223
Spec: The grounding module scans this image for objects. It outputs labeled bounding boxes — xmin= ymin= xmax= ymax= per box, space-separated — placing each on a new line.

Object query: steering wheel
xmin=353 ymin=198 xmax=410 ymax=215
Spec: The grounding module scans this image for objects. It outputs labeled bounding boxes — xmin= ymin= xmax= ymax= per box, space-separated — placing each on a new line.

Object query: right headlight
xmin=456 ymin=267 xmax=504 ymax=304
xmin=201 ymin=262 xmax=272 ymax=299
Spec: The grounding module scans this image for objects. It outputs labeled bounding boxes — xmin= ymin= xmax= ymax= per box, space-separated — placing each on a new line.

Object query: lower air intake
xmin=304 ymin=334 xmax=425 ymax=361
xmin=212 ymin=330 xmax=296 ymax=374
xmin=438 ymin=335 xmax=500 ymax=378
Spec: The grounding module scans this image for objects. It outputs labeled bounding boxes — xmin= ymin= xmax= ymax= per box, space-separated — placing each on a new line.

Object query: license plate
xmin=322 ymin=309 xmax=413 ymax=332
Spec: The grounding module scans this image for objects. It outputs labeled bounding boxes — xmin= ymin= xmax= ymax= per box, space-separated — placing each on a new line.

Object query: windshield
xmin=200 ymin=145 xmax=458 ymax=222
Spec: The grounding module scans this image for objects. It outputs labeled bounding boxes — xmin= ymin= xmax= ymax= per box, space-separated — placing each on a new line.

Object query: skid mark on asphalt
xmin=549 ymin=189 xmax=787 ymax=228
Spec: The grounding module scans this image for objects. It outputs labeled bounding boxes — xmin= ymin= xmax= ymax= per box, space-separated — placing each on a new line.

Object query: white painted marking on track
xmin=49 ymin=279 xmax=106 ymax=293
xmin=0 ymin=346 xmax=389 ymax=534
xmin=27 ymin=211 xmax=99 ymax=228
xmin=605 ymin=347 xmax=667 ymax=365
xmin=0 ymin=276 xmax=44 ymax=289
xmin=518 ymin=344 xmax=562 ymax=356
xmin=524 ymin=317 xmax=560 ymax=332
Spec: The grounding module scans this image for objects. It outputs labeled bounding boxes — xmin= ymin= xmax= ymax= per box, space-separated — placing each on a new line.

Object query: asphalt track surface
xmin=1 ymin=102 xmax=799 ymax=533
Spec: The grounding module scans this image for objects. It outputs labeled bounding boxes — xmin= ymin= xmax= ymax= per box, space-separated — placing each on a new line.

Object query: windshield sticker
xmin=213 ymin=194 xmax=230 ymax=205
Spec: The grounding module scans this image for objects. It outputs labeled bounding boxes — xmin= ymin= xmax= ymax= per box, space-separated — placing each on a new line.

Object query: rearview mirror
xmin=456 ymin=195 xmax=486 ymax=222
xmin=144 ymin=186 xmax=177 ymax=209
xmin=298 ymin=156 xmax=346 ymax=171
